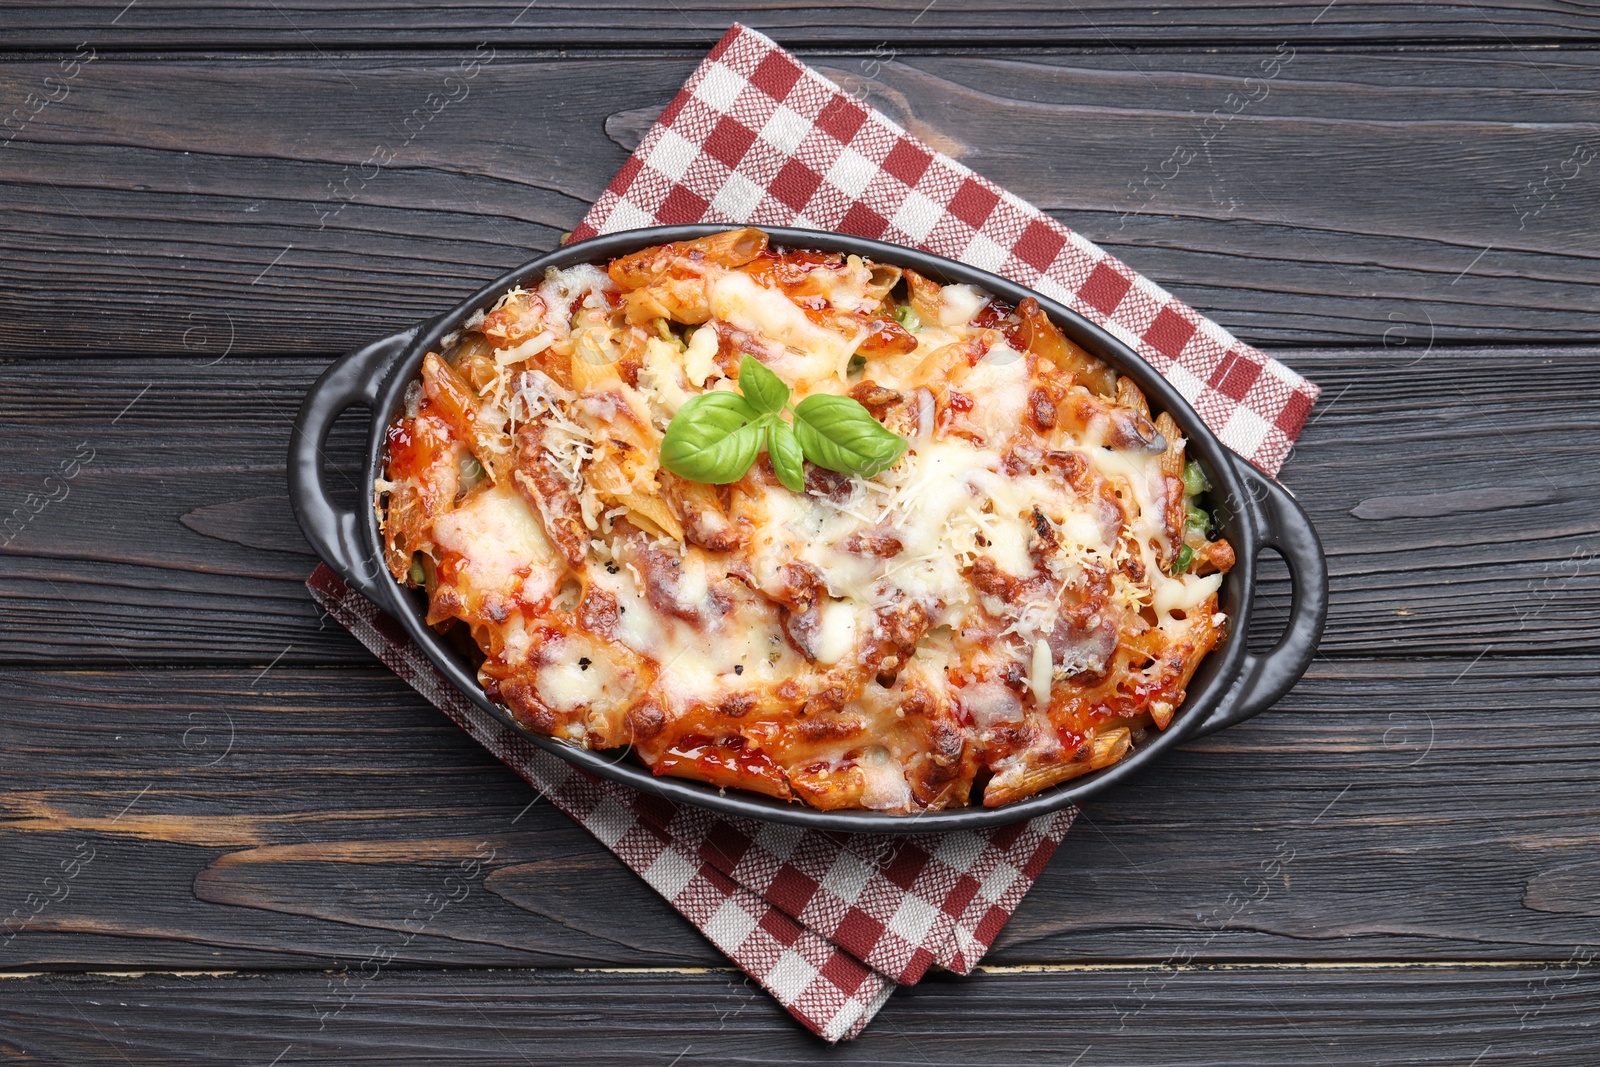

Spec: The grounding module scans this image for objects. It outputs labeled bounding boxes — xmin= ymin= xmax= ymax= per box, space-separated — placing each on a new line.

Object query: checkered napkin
xmin=309 ymin=564 xmax=1070 ymax=1041
xmin=307 ymin=23 xmax=1318 ymax=1042
xmin=573 ymin=25 xmax=1318 ymax=472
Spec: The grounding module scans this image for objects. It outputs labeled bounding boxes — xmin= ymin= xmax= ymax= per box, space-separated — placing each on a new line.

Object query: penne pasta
xmin=379 ymin=232 xmax=1234 ymax=813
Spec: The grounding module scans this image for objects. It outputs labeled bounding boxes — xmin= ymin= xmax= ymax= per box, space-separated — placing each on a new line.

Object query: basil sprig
xmin=660 ymin=356 xmax=907 ymax=492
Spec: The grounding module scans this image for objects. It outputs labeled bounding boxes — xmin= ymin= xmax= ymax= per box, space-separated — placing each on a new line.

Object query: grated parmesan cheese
xmin=379 ymin=232 xmax=1235 ymax=814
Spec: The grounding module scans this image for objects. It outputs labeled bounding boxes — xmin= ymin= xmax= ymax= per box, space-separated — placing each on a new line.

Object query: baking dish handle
xmin=288 ymin=326 xmax=418 ymax=604
xmin=1185 ymin=456 xmax=1328 ymax=739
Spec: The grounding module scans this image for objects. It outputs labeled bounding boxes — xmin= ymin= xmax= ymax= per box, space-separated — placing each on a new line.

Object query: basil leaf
xmin=792 ymin=394 xmax=908 ymax=478
xmin=660 ymin=391 xmax=766 ymax=484
xmin=736 ymin=355 xmax=789 ymax=414
xmin=767 ymin=419 xmax=805 ymax=492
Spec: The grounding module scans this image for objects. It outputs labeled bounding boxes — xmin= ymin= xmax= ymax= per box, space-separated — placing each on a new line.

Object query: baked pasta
xmin=378 ymin=229 xmax=1235 ymax=811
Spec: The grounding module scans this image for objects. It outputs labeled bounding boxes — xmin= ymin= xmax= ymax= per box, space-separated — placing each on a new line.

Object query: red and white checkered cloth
xmin=574 ymin=26 xmax=1318 ymax=473
xmin=310 ymin=564 xmax=1070 ymax=1040
xmin=308 ymin=23 xmax=1318 ymax=1042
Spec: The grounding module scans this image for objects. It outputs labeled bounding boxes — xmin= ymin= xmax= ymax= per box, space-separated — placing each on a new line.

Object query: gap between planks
xmin=0 ymin=960 xmax=1571 ymax=981
xmin=0 ymin=41 xmax=1587 ymax=59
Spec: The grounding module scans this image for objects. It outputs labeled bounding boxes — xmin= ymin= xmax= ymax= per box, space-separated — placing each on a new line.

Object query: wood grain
xmin=0 ymin=964 xmax=1591 ymax=1064
xmin=3 ymin=659 xmax=1599 ymax=972
xmin=3 ymin=2 xmax=1599 ymax=49
xmin=0 ymin=665 xmax=720 ymax=971
xmin=0 ymin=49 xmax=1595 ymax=353
xmin=1 ymin=16 xmax=1595 ymax=1055
xmin=2 ymin=346 xmax=1595 ymax=665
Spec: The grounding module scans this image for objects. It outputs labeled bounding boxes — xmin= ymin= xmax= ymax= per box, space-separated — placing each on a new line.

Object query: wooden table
xmin=2 ymin=4 xmax=1597 ymax=1062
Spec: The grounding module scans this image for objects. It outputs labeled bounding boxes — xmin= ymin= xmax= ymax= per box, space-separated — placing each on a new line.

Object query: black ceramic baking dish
xmin=289 ymin=224 xmax=1327 ymax=833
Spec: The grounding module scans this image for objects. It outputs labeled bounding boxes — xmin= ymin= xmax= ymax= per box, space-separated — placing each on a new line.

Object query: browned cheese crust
xmin=378 ymin=230 xmax=1234 ymax=811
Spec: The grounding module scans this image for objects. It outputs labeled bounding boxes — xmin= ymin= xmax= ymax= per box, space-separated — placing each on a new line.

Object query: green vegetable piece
xmin=1181 ymin=460 xmax=1208 ymax=498
xmin=847 ymin=354 xmax=867 ymax=377
xmin=1171 ymin=543 xmax=1194 ymax=576
xmin=1186 ymin=503 xmax=1210 ymax=533
xmin=792 ymin=394 xmax=908 ymax=478
xmin=407 ymin=554 xmax=426 ymax=586
xmin=767 ymin=419 xmax=805 ymax=493
xmin=659 ymin=391 xmax=766 ymax=484
xmin=894 ymin=303 xmax=920 ymax=333
xmin=736 ymin=355 xmax=789 ymax=414
xmin=654 ymin=317 xmax=674 ymax=342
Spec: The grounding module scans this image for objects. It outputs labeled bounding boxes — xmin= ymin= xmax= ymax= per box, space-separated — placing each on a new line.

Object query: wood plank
xmin=2 ymin=345 xmax=1595 ymax=665
xmin=4 ymin=659 xmax=1600 ymax=972
xmin=839 ymin=49 xmax=1600 ymax=347
xmin=3 ymin=2 xmax=1599 ymax=49
xmin=0 ymin=358 xmax=369 ymax=665
xmin=0 ymin=666 xmax=721 ymax=971
xmin=0 ymin=49 xmax=1594 ymax=352
xmin=0 ymin=964 xmax=1590 ymax=1063
xmin=1002 ymin=654 xmax=1600 ymax=963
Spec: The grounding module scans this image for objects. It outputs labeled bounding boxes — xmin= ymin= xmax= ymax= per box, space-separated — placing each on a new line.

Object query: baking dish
xmin=290 ymin=224 xmax=1327 ymax=832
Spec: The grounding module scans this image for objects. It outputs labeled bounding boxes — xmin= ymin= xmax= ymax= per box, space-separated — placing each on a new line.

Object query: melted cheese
xmin=683 ymin=322 xmax=720 ymax=387
xmin=1030 ymin=639 xmax=1053 ymax=708
xmin=635 ymin=337 xmax=693 ymax=426
xmin=818 ymin=255 xmax=877 ymax=313
xmin=857 ymin=746 xmax=912 ymax=810
xmin=432 ymin=483 xmax=558 ymax=606
xmin=383 ymin=233 xmax=1234 ymax=815
xmin=814 ymin=599 xmax=858 ymax=666
xmin=1153 ymin=572 xmax=1223 ymax=619
xmin=710 ymin=271 xmax=852 ymax=382
xmin=958 ymin=344 xmax=1031 ymax=444
xmin=939 ymin=283 xmax=989 ymax=329
xmin=537 ymin=653 xmax=612 ymax=713
xmin=537 ymin=263 xmax=612 ymax=334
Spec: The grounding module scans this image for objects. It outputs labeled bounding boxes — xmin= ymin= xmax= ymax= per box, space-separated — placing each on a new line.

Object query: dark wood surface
xmin=5 ymin=1 xmax=1600 ymax=47
xmin=2 ymin=5 xmax=1599 ymax=1063
xmin=3 ymin=966 xmax=1592 ymax=1065
xmin=2 ymin=49 xmax=1596 ymax=352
